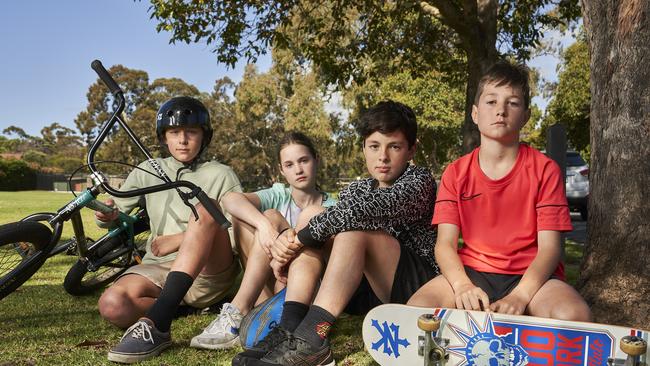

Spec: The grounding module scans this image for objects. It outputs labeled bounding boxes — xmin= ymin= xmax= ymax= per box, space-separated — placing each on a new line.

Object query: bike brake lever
xmin=178 ymin=190 xmax=200 ymax=221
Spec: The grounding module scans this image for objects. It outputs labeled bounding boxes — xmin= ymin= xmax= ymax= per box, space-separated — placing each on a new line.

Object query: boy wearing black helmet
xmin=96 ymin=97 xmax=242 ymax=364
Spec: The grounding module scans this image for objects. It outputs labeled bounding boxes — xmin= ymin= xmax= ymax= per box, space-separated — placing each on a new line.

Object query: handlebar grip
xmin=196 ymin=191 xmax=231 ymax=229
xmin=91 ymin=60 xmax=122 ymax=95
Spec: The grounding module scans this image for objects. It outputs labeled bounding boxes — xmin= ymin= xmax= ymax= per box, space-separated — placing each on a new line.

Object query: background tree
xmin=1 ymin=124 xmax=85 ymax=173
xmin=39 ymin=123 xmax=85 ymax=173
xmin=75 ymin=65 xmax=150 ymax=149
xmin=203 ymin=76 xmax=238 ymax=163
xmin=543 ymin=34 xmax=590 ymax=157
xmin=580 ymin=0 xmax=649 ymax=327
xmin=75 ymin=65 xmax=208 ymax=174
xmin=225 ymin=64 xmax=286 ymax=190
xmin=1 ymin=126 xmax=40 ymax=153
xmin=336 ymin=71 xmax=465 ymax=175
xmin=147 ymin=0 xmax=580 ymax=152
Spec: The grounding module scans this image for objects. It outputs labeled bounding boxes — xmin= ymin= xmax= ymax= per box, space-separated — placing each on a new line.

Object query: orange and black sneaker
xmin=232 ymin=325 xmax=292 ymax=366
xmin=248 ymin=334 xmax=335 ymax=366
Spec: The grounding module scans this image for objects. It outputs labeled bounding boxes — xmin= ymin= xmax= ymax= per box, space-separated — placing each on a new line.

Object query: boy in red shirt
xmin=409 ymin=61 xmax=591 ymax=321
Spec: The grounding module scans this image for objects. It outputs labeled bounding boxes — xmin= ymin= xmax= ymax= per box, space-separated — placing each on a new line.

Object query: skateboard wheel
xmin=417 ymin=314 xmax=441 ymax=332
xmin=620 ymin=335 xmax=647 ymax=356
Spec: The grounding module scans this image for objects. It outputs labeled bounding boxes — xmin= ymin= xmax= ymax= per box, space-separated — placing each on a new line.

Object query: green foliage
xmin=74 ymin=65 xmax=209 ymax=174
xmin=0 ymin=158 xmax=37 ymax=191
xmin=146 ymin=0 xmax=579 ymax=85
xmin=520 ymin=105 xmax=546 ymax=150
xmin=2 ymin=126 xmax=41 ymax=153
xmin=224 ymin=64 xmax=286 ymax=190
xmin=498 ymin=0 xmax=581 ymax=60
xmin=147 ymin=0 xmax=581 ymax=151
xmin=202 ymin=49 xmax=342 ymax=191
xmin=0 ymin=136 xmax=7 ymax=153
xmin=377 ymin=72 xmax=464 ymax=173
xmin=1 ymin=123 xmax=84 ymax=173
xmin=543 ymin=36 xmax=590 ymax=155
xmin=23 ymin=150 xmax=48 ymax=166
xmin=339 ymin=71 xmax=465 ymax=175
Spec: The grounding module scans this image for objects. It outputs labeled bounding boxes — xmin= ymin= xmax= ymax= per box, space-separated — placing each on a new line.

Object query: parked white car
xmin=565 ymin=151 xmax=589 ymax=220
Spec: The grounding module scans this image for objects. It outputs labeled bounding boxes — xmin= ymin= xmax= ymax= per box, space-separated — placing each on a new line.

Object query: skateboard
xmin=362 ymin=304 xmax=648 ymax=366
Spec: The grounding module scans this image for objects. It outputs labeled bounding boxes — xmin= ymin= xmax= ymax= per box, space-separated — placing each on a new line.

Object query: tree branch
xmin=420 ymin=1 xmax=471 ymax=46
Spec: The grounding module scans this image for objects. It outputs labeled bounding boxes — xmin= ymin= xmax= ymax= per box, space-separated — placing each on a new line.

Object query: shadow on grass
xmin=0 ymin=256 xmax=376 ymax=365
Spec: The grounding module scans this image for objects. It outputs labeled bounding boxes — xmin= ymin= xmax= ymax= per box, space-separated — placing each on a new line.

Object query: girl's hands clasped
xmin=270 ymin=228 xmax=303 ymax=264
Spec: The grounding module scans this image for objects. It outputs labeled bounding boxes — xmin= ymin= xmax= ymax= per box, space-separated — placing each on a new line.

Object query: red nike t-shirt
xmin=432 ymin=144 xmax=572 ymax=279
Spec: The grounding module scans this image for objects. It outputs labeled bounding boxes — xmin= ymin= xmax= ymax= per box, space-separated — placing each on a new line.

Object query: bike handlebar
xmin=91 ymin=60 xmax=121 ymax=96
xmin=87 ymin=59 xmax=231 ymax=229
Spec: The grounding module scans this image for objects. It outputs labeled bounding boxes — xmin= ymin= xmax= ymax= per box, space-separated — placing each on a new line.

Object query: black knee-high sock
xmin=145 ymin=271 xmax=193 ymax=333
xmin=293 ymin=305 xmax=336 ymax=347
xmin=280 ymin=301 xmax=309 ymax=332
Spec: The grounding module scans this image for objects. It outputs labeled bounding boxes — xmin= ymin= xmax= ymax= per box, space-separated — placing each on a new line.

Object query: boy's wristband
xmin=296 ymin=227 xmax=325 ymax=249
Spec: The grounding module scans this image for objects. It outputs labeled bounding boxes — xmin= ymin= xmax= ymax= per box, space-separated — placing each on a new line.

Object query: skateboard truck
xmin=417 ymin=314 xmax=449 ymax=366
xmin=613 ymin=335 xmax=648 ymax=366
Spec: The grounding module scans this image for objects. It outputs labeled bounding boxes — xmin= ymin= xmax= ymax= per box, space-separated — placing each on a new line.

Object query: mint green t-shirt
xmin=102 ymin=157 xmax=242 ymax=264
xmin=255 ymin=183 xmax=336 ymax=228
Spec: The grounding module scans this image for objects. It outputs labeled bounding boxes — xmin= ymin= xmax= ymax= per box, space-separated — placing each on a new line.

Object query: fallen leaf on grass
xmin=75 ymin=340 xmax=109 ymax=348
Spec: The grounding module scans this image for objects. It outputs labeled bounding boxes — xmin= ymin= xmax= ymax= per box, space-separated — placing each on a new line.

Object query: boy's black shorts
xmin=464 ymin=266 xmax=560 ymax=303
xmin=344 ymin=245 xmax=437 ymax=315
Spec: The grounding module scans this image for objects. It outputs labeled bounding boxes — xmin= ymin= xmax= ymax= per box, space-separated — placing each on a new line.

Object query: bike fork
xmin=70 ymin=212 xmax=89 ymax=258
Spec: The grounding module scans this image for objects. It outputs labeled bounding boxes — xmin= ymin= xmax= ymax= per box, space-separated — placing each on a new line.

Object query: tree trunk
xmin=579 ymin=0 xmax=650 ymax=328
xmin=462 ymin=52 xmax=496 ymax=153
xmin=460 ymin=0 xmax=498 ymax=153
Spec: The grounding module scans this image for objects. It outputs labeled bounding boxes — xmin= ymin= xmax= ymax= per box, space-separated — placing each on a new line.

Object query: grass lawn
xmin=0 ymin=191 xmax=373 ymax=365
xmin=0 ymin=191 xmax=584 ymax=365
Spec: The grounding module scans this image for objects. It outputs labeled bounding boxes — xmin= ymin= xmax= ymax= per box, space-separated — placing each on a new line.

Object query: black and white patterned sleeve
xmin=297 ymin=166 xmax=436 ymax=248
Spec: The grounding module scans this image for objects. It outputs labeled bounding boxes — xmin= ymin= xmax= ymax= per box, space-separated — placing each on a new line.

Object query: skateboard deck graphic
xmin=362 ymin=304 xmax=648 ymax=365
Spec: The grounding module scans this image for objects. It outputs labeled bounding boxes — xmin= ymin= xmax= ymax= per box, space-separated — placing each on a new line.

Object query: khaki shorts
xmin=120 ymin=259 xmax=240 ymax=309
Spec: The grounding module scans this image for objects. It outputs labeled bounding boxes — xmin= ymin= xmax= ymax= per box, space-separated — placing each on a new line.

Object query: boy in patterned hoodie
xmin=233 ymin=100 xmax=439 ymax=366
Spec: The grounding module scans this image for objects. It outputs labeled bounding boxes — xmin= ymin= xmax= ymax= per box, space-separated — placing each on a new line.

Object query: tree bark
xmin=426 ymin=0 xmax=498 ymax=152
xmin=579 ymin=0 xmax=650 ymax=328
xmin=463 ymin=49 xmax=497 ymax=153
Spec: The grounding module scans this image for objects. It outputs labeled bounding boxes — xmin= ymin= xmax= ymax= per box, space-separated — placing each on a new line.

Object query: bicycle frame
xmin=20 ymin=180 xmax=144 ymax=269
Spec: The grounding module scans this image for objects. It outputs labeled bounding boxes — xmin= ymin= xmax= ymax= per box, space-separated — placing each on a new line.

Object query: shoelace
xmin=257 ymin=325 xmax=289 ymax=351
xmin=205 ymin=308 xmax=238 ymax=334
xmin=121 ymin=321 xmax=154 ymax=344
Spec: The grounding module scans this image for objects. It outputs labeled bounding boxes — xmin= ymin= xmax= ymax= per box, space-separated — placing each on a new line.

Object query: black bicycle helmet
xmin=156 ymin=96 xmax=213 ymax=156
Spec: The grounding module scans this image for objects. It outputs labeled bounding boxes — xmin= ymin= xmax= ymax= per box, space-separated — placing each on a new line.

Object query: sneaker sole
xmin=107 ymin=341 xmax=172 ymax=364
xmin=189 ymin=335 xmax=240 ymax=350
xmin=320 ymin=351 xmax=336 ymax=366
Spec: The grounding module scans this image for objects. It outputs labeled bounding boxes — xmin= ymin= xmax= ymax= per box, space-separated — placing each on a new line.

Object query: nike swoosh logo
xmin=460 ymin=192 xmax=481 ymax=200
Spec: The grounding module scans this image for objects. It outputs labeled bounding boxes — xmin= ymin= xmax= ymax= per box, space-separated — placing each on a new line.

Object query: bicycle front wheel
xmin=63 ymin=248 xmax=136 ymax=296
xmin=0 ymin=221 xmax=54 ymax=300
xmin=63 ymin=212 xmax=149 ymax=296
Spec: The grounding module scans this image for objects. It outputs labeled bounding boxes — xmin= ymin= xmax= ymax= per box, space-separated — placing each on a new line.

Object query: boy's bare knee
xmin=552 ymin=302 xmax=592 ymax=322
xmin=98 ymin=288 xmax=132 ymax=327
xmin=332 ymin=231 xmax=367 ymax=251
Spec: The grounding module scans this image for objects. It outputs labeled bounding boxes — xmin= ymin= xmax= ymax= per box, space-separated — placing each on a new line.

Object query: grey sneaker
xmin=190 ymin=302 xmax=243 ymax=350
xmin=107 ymin=318 xmax=172 ymax=364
